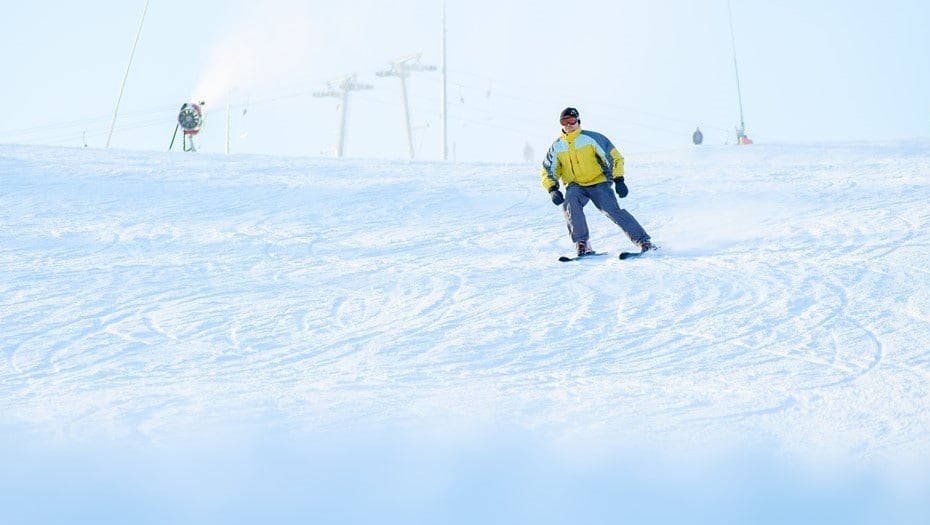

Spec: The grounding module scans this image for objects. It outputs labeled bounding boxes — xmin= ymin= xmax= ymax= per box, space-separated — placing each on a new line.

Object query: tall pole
xmin=377 ymin=55 xmax=436 ymax=159
xmin=338 ymin=89 xmax=350 ymax=157
xmin=314 ymin=75 xmax=373 ymax=158
xmin=106 ymin=0 xmax=150 ymax=148
xmin=441 ymin=0 xmax=449 ymax=160
xmin=225 ymin=94 xmax=231 ymax=154
xmin=399 ymin=72 xmax=414 ymax=159
xmin=728 ymin=0 xmax=746 ymax=138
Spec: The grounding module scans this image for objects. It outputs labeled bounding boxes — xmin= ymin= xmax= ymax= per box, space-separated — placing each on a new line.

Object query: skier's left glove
xmin=549 ymin=189 xmax=565 ymax=205
xmin=614 ymin=177 xmax=629 ymax=198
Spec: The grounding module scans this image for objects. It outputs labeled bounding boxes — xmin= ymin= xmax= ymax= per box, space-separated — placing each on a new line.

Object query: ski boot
xmin=576 ymin=241 xmax=595 ymax=257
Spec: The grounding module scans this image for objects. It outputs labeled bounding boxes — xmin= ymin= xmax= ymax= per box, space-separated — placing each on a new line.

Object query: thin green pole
xmin=106 ymin=0 xmax=150 ymax=148
xmin=728 ymin=0 xmax=746 ymax=135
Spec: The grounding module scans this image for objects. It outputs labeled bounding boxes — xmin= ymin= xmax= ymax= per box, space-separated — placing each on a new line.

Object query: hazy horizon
xmin=2 ymin=0 xmax=928 ymax=161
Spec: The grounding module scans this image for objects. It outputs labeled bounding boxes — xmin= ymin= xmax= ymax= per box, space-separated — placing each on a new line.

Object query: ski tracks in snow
xmin=2 ymin=144 xmax=930 ymax=458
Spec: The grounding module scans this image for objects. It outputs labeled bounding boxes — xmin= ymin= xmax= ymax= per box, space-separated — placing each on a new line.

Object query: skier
xmin=541 ymin=107 xmax=654 ymax=258
xmin=692 ymin=126 xmax=704 ymax=145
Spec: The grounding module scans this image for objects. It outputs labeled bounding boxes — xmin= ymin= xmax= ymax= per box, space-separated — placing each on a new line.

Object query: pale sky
xmin=2 ymin=0 xmax=928 ymax=162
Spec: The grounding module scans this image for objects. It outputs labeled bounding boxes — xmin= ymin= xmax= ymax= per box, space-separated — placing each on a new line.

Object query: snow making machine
xmin=169 ymin=101 xmax=205 ymax=152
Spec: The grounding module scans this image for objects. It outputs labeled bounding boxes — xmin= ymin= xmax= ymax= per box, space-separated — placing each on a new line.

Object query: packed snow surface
xmin=2 ymin=141 xmax=930 ymax=523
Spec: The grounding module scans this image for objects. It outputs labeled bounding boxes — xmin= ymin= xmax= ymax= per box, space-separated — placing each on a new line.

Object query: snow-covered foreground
xmin=2 ymin=142 xmax=930 ymax=523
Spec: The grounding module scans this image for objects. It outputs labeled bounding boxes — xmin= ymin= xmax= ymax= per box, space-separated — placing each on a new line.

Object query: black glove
xmin=614 ymin=177 xmax=629 ymax=198
xmin=549 ymin=189 xmax=565 ymax=205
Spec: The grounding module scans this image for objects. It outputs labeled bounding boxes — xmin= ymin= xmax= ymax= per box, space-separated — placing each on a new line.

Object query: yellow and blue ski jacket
xmin=540 ymin=128 xmax=625 ymax=191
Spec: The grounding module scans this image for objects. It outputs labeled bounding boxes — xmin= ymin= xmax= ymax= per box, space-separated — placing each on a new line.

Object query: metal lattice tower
xmin=376 ymin=54 xmax=436 ymax=159
xmin=313 ymin=74 xmax=373 ymax=158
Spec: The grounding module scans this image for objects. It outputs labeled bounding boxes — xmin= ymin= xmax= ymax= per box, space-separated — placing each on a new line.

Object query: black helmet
xmin=559 ymin=107 xmax=580 ymax=124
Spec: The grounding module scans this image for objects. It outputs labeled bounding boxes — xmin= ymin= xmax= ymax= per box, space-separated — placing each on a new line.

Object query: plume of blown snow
xmin=190 ymin=3 xmax=320 ymax=108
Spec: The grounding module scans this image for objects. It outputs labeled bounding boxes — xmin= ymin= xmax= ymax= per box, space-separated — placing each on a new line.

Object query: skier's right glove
xmin=549 ymin=189 xmax=564 ymax=205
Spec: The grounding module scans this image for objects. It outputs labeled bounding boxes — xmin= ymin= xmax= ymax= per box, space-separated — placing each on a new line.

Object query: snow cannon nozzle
xmin=178 ymin=102 xmax=204 ymax=135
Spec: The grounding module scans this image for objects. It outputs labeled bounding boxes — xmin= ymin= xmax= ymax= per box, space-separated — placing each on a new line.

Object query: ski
xmin=559 ymin=252 xmax=609 ymax=262
xmin=619 ymin=246 xmax=658 ymax=260
xmin=618 ymin=251 xmax=644 ymax=260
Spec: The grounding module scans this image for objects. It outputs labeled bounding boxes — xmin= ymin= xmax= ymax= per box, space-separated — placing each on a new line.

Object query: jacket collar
xmin=562 ymin=127 xmax=582 ymax=141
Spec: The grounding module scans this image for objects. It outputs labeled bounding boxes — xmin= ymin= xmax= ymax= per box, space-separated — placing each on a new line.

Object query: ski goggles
xmin=560 ymin=116 xmax=579 ymax=126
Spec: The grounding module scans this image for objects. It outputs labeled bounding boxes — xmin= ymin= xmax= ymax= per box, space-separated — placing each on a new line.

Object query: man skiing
xmin=541 ymin=107 xmax=654 ymax=257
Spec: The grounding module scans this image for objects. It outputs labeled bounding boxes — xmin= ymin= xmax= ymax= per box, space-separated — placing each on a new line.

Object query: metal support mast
xmin=441 ymin=0 xmax=449 ymax=160
xmin=728 ymin=0 xmax=749 ymax=143
xmin=106 ymin=0 xmax=150 ymax=148
xmin=225 ymin=94 xmax=231 ymax=154
xmin=313 ymin=75 xmax=373 ymax=158
xmin=377 ymin=54 xmax=436 ymax=159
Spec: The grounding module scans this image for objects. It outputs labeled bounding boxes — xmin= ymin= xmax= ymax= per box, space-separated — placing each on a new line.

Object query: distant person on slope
xmin=692 ymin=126 xmax=704 ymax=145
xmin=540 ymin=107 xmax=654 ymax=257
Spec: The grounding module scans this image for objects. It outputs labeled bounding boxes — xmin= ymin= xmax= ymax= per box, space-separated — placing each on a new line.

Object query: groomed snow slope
xmin=2 ymin=141 xmax=930 ymax=523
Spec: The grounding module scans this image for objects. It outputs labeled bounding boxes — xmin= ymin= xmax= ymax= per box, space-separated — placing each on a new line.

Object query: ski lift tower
xmin=313 ymin=74 xmax=373 ymax=158
xmin=376 ymin=54 xmax=437 ymax=159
